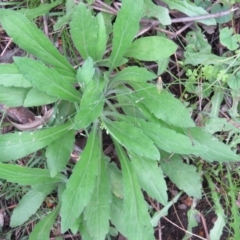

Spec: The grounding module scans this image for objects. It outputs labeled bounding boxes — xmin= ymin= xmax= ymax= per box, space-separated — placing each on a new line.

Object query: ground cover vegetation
xmin=0 ymin=0 xmax=240 ymax=239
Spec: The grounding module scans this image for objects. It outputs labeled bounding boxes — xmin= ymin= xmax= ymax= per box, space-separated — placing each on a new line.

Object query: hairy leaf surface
xmin=0 ymin=122 xmax=72 ymax=162
xmin=14 ymin=57 xmax=81 ymax=102
xmin=103 ymin=120 xmax=159 ymax=160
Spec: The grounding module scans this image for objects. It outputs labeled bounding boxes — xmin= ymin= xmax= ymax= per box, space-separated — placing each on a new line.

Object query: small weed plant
xmin=0 ymin=1 xmax=239 ymax=239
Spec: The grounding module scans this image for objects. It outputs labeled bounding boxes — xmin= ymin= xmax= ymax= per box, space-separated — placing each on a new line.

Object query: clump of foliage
xmin=0 ymin=0 xmax=239 ymax=239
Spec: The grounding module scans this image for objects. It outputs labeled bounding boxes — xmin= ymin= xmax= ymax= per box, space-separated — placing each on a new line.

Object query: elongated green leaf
xmin=84 ymin=156 xmax=111 ymax=240
xmin=144 ymin=0 xmax=170 ymax=25
xmin=205 ymin=174 xmax=226 ymax=240
xmin=19 ymin=0 xmax=61 ymax=20
xmin=0 ymin=86 xmax=29 ymax=107
xmin=0 ymin=64 xmax=31 ymax=88
xmin=0 ymin=122 xmax=71 ymax=162
xmin=14 ymin=57 xmax=81 ymax=102
xmin=70 ymin=3 xmax=106 ymax=61
xmin=60 ymin=124 xmax=100 ymax=232
xmin=162 ymin=0 xmax=216 ymax=25
xmin=79 ymin=221 xmax=92 ymax=240
xmin=54 ymin=7 xmax=75 ymax=31
xmin=127 ymin=118 xmax=203 ymax=155
xmin=130 ymin=154 xmax=168 ymax=206
xmin=95 ymin=13 xmax=107 ymax=61
xmin=125 ymin=36 xmax=177 ymax=61
xmin=74 ymin=79 xmax=105 ymax=129
xmin=114 ymin=142 xmax=154 ymax=240
xmin=112 ymin=67 xmax=156 ymax=83
xmin=11 ymin=187 xmax=55 ymax=227
xmin=183 ymin=208 xmax=199 ymax=240
xmin=103 ymin=120 xmax=159 ymax=160
xmin=161 ymin=154 xmax=202 ymax=199
xmin=76 ymin=57 xmax=95 ymax=88
xmin=107 ymin=162 xmax=123 ymax=199
xmin=116 ymin=85 xmax=146 ymax=119
xmin=184 ymin=52 xmax=234 ymax=66
xmin=210 ymin=88 xmax=224 ymax=117
xmin=0 ymin=9 xmax=74 ymax=73
xmin=46 ymin=130 xmax=75 ymax=177
xmin=131 ymin=82 xmax=195 ymax=128
xmin=186 ymin=127 xmax=239 ymax=162
xmin=110 ymin=195 xmax=127 ymax=236
xmin=110 ymin=0 xmax=143 ymax=69
xmin=0 ymin=163 xmax=66 ymax=185
xmin=24 ymin=88 xmax=58 ymax=107
xmin=29 ymin=205 xmax=60 ymax=240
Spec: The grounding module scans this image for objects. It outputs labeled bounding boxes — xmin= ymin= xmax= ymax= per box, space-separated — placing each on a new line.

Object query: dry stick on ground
xmin=93 ymin=0 xmax=118 ymax=15
xmin=162 ymin=215 xmax=208 ymax=240
xmin=92 ymin=1 xmax=239 ymax=40
xmin=198 ymin=211 xmax=210 ymax=240
xmin=0 ymin=38 xmax=12 ymax=57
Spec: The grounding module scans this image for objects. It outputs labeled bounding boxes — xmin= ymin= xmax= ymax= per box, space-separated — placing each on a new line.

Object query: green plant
xmin=0 ymin=1 xmax=239 ymax=239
